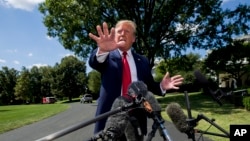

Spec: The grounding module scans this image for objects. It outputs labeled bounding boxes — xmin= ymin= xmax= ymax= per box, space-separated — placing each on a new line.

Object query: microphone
xmin=194 ymin=70 xmax=223 ymax=106
xmin=128 ymin=81 xmax=161 ymax=113
xmin=99 ymin=81 xmax=150 ymax=140
xmin=144 ymin=91 xmax=162 ymax=112
xmin=166 ymin=102 xmax=190 ymax=133
xmin=128 ymin=81 xmax=148 ymax=101
xmin=166 ymin=102 xmax=198 ymax=140
xmin=128 ymin=81 xmax=172 ymax=141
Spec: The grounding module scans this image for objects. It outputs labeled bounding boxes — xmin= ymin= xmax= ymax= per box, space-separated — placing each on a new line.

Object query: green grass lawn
xmin=159 ymin=92 xmax=250 ymax=141
xmin=0 ymin=103 xmax=69 ymax=134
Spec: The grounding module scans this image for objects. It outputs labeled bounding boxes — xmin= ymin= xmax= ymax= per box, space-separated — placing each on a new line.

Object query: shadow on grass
xmin=0 ymin=110 xmax=11 ymax=112
xmin=157 ymin=92 xmax=240 ymax=115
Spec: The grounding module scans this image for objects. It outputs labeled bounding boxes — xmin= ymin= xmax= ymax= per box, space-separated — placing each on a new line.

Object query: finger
xmin=171 ymin=75 xmax=183 ymax=80
xmin=173 ymin=77 xmax=184 ymax=82
xmin=96 ymin=25 xmax=104 ymax=37
xmin=109 ymin=27 xmax=115 ymax=39
xmin=172 ymin=86 xmax=180 ymax=90
xmin=103 ymin=22 xmax=109 ymax=36
xmin=89 ymin=33 xmax=99 ymax=41
xmin=173 ymin=74 xmax=182 ymax=78
xmin=173 ymin=81 xmax=183 ymax=86
xmin=163 ymin=72 xmax=169 ymax=80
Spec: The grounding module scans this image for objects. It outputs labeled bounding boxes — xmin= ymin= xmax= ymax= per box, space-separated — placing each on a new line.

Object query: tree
xmin=204 ymin=41 xmax=250 ymax=86
xmin=0 ymin=67 xmax=19 ymax=105
xmin=87 ymin=70 xmax=101 ymax=98
xmin=55 ymin=55 xmax=87 ymax=101
xmin=40 ymin=66 xmax=54 ymax=98
xmin=154 ymin=53 xmax=203 ymax=82
xmin=29 ymin=66 xmax=43 ymax=103
xmin=154 ymin=53 xmax=203 ymax=92
xmin=14 ymin=67 xmax=32 ymax=103
xmin=39 ymin=0 xmax=250 ymax=68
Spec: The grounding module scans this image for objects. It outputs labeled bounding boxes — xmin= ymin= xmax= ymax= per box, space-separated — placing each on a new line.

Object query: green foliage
xmin=154 ymin=53 xmax=204 ymax=84
xmin=243 ymin=96 xmax=250 ymax=111
xmin=14 ymin=67 xmax=32 ymax=103
xmin=87 ymin=70 xmax=101 ymax=98
xmin=39 ymin=0 xmax=250 ymax=67
xmin=204 ymin=41 xmax=250 ymax=87
xmin=0 ymin=67 xmax=19 ymax=105
xmin=0 ymin=56 xmax=88 ymax=105
xmin=54 ymin=56 xmax=87 ymax=101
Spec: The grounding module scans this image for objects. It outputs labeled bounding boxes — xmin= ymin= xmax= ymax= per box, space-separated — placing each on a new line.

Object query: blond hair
xmin=115 ymin=20 xmax=137 ymax=35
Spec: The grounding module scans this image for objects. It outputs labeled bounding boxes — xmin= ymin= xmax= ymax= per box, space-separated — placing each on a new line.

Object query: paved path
xmin=0 ymin=102 xmax=213 ymax=141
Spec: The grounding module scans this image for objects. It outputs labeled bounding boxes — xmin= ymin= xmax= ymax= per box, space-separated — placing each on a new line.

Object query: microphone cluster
xmin=90 ymin=81 xmax=173 ymax=141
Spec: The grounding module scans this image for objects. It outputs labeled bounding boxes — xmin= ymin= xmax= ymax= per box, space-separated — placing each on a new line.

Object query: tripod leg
xmin=146 ymin=122 xmax=158 ymax=141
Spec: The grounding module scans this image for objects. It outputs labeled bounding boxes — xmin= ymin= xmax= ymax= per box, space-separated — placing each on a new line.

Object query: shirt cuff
xmin=96 ymin=48 xmax=109 ymax=63
xmin=160 ymin=83 xmax=166 ymax=96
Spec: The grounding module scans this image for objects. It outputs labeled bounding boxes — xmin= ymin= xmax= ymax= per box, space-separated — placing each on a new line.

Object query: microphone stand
xmin=35 ymin=101 xmax=140 ymax=141
xmin=184 ymin=91 xmax=196 ymax=141
xmin=184 ymin=91 xmax=230 ymax=141
xmin=194 ymin=114 xmax=230 ymax=138
xmin=146 ymin=114 xmax=172 ymax=141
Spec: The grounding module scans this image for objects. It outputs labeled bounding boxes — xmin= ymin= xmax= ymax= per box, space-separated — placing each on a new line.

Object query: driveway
xmin=0 ymin=102 xmax=213 ymax=141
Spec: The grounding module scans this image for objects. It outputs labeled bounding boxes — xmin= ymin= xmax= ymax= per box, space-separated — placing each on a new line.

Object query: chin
xmin=118 ymin=46 xmax=126 ymax=51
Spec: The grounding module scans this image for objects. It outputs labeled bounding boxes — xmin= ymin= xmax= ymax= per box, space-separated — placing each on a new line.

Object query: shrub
xmin=243 ymin=96 xmax=250 ymax=111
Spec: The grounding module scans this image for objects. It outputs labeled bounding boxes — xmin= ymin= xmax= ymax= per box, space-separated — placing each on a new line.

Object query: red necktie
xmin=122 ymin=51 xmax=131 ymax=96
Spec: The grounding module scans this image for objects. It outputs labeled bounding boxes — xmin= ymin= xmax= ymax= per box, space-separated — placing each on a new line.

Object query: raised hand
xmin=89 ymin=22 xmax=118 ymax=53
xmin=160 ymin=72 xmax=184 ymax=91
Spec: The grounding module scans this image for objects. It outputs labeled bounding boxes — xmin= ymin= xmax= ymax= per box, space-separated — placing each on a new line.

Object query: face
xmin=115 ymin=22 xmax=136 ymax=51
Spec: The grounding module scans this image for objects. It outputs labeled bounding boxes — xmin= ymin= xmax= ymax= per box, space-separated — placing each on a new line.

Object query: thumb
xmin=163 ymin=72 xmax=170 ymax=80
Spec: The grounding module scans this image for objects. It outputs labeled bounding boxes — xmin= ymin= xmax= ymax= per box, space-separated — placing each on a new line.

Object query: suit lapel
xmin=110 ymin=50 xmax=123 ymax=76
xmin=132 ymin=52 xmax=143 ymax=80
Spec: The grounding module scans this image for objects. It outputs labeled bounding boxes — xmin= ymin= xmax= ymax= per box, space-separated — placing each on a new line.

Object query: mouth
xmin=118 ymin=37 xmax=126 ymax=42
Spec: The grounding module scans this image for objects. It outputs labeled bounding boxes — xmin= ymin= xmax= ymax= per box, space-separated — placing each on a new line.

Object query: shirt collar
xmin=118 ymin=49 xmax=132 ymax=57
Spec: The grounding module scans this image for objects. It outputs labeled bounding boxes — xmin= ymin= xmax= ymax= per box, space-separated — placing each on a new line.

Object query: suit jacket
xmin=89 ymin=48 xmax=163 ymax=134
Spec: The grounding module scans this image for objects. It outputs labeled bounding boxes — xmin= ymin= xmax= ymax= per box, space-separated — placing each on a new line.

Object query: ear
xmin=132 ymin=36 xmax=136 ymax=43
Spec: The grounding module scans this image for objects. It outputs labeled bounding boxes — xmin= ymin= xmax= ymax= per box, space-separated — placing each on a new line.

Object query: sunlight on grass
xmin=159 ymin=92 xmax=250 ymax=141
xmin=0 ymin=104 xmax=69 ymax=134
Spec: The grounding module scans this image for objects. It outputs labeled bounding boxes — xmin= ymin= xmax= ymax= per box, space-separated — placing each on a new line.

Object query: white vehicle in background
xmin=80 ymin=94 xmax=93 ymax=103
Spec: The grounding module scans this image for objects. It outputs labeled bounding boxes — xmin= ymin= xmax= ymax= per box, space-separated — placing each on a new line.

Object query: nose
xmin=120 ymin=30 xmax=125 ymax=35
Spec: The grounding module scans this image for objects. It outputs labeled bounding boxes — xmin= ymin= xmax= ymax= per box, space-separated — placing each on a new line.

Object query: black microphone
xmin=128 ymin=81 xmax=148 ymax=101
xmin=194 ymin=70 xmax=223 ymax=106
xmin=166 ymin=102 xmax=198 ymax=140
xmin=166 ymin=102 xmax=190 ymax=133
xmin=100 ymin=81 xmax=149 ymax=140
xmin=128 ymin=81 xmax=173 ymax=141
xmin=128 ymin=81 xmax=161 ymax=111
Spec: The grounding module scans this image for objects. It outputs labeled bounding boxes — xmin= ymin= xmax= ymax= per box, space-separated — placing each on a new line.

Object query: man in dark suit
xmin=88 ymin=20 xmax=184 ymax=134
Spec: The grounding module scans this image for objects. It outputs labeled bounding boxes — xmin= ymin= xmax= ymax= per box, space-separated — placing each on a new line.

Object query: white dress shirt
xmin=96 ymin=48 xmax=138 ymax=82
xmin=96 ymin=48 xmax=166 ymax=95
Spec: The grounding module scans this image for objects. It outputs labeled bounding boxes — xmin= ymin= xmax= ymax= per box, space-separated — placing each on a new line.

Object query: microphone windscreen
xmin=194 ymin=70 xmax=209 ymax=85
xmin=144 ymin=91 xmax=162 ymax=112
xmin=166 ymin=102 xmax=189 ymax=133
xmin=128 ymin=81 xmax=161 ymax=112
xmin=128 ymin=81 xmax=148 ymax=98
